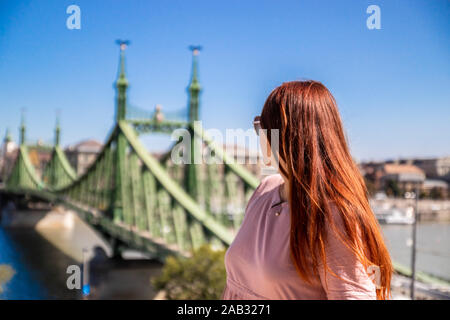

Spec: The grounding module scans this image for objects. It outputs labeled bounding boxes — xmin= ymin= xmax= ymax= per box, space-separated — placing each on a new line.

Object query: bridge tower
xmin=20 ymin=111 xmax=26 ymax=146
xmin=3 ymin=128 xmax=12 ymax=146
xmin=49 ymin=118 xmax=59 ymax=186
xmin=184 ymin=46 xmax=202 ymax=201
xmin=49 ymin=117 xmax=60 ymax=187
xmin=115 ymin=40 xmax=129 ymax=122
xmin=112 ymin=40 xmax=130 ymax=223
xmin=54 ymin=114 xmax=61 ymax=147
xmin=188 ymin=46 xmax=202 ymax=123
xmin=1 ymin=128 xmax=12 ymax=181
xmin=12 ymin=112 xmax=31 ymax=188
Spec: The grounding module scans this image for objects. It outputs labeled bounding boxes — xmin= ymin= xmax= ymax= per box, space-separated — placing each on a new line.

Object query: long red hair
xmin=260 ymin=81 xmax=392 ymax=299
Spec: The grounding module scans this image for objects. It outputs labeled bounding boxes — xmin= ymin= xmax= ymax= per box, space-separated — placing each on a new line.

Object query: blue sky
xmin=0 ymin=0 xmax=448 ymax=161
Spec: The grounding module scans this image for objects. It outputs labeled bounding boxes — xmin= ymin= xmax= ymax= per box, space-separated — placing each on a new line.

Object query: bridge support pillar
xmin=109 ymin=237 xmax=124 ymax=260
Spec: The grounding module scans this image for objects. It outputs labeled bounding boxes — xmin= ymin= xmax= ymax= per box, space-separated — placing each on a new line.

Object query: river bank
xmin=371 ymin=198 xmax=450 ymax=222
xmin=0 ymin=208 xmax=164 ymax=299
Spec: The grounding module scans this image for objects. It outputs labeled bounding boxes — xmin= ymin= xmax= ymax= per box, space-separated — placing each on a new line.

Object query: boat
xmin=374 ymin=206 xmax=415 ymax=225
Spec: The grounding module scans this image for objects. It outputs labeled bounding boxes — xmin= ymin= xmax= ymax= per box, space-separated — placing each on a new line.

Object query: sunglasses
xmin=253 ymin=116 xmax=262 ymax=136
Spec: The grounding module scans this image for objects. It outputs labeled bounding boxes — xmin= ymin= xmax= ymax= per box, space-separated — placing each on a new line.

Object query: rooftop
xmin=66 ymin=139 xmax=103 ymax=153
xmin=383 ymin=164 xmax=425 ymax=175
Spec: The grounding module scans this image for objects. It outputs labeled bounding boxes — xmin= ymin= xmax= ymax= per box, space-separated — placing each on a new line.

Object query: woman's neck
xmin=279 ymin=175 xmax=289 ymax=202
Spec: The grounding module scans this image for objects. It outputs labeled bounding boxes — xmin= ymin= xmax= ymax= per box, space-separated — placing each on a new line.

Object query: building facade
xmin=65 ymin=139 xmax=103 ymax=175
xmin=413 ymin=157 xmax=450 ymax=182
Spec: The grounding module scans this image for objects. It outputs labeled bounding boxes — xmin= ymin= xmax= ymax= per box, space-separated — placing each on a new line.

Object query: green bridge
xmin=0 ymin=43 xmax=259 ymax=260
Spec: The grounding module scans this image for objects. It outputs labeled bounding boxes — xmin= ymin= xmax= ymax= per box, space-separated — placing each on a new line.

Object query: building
xmin=422 ymin=179 xmax=448 ymax=199
xmin=380 ymin=163 xmax=426 ymax=193
xmin=65 ymin=139 xmax=103 ymax=175
xmin=359 ymin=161 xmax=385 ymax=190
xmin=413 ymin=157 xmax=450 ymax=182
xmin=27 ymin=144 xmax=52 ymax=177
xmin=221 ymin=144 xmax=262 ymax=177
xmin=0 ymin=130 xmax=18 ymax=182
xmin=156 ymin=141 xmax=264 ymax=178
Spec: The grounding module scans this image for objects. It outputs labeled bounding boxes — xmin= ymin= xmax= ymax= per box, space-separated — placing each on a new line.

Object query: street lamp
xmin=410 ymin=184 xmax=419 ymax=299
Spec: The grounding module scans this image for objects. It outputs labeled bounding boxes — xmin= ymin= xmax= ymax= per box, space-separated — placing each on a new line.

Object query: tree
xmin=385 ymin=179 xmax=400 ymax=198
xmin=364 ymin=177 xmax=376 ymax=197
xmin=430 ymin=187 xmax=444 ymax=200
xmin=0 ymin=265 xmax=15 ymax=294
xmin=151 ymin=245 xmax=226 ymax=300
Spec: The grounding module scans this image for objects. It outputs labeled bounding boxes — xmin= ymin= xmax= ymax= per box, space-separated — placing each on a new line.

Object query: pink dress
xmin=222 ymin=174 xmax=376 ymax=300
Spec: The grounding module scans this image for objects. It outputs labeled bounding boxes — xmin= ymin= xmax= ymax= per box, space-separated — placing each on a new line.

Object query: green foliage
xmin=430 ymin=187 xmax=444 ymax=200
xmin=0 ymin=265 xmax=15 ymax=294
xmin=385 ymin=179 xmax=401 ymax=197
xmin=151 ymin=244 xmax=226 ymax=300
xmin=364 ymin=177 xmax=376 ymax=196
xmin=419 ymin=191 xmax=428 ymax=199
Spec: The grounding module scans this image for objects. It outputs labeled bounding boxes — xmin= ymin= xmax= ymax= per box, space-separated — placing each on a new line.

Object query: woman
xmin=222 ymin=81 xmax=392 ymax=300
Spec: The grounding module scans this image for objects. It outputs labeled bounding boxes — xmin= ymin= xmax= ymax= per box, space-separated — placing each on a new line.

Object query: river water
xmin=0 ymin=210 xmax=448 ymax=299
xmin=381 ymin=222 xmax=450 ymax=281
xmin=0 ymin=210 xmax=163 ymax=299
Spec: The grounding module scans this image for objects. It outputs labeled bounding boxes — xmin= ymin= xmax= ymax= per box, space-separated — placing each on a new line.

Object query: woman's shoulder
xmin=257 ymin=174 xmax=284 ymax=195
xmin=243 ymin=173 xmax=284 ymax=216
xmin=246 ymin=174 xmax=283 ymax=206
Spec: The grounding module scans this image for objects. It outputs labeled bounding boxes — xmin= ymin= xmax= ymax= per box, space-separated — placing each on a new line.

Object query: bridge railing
xmin=56 ymin=126 xmax=117 ymax=211
xmin=126 ymin=104 xmax=188 ymax=135
xmin=118 ymin=121 xmax=234 ymax=249
xmin=51 ymin=121 xmax=234 ymax=257
xmin=158 ymin=123 xmax=260 ymax=232
xmin=42 ymin=146 xmax=77 ymax=190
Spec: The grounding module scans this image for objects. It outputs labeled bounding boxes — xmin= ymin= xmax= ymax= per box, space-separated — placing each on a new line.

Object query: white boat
xmin=375 ymin=207 xmax=415 ymax=225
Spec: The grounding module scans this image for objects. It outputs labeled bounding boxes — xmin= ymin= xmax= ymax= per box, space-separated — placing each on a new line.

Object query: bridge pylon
xmin=20 ymin=110 xmax=26 ymax=145
xmin=184 ymin=46 xmax=202 ymax=202
xmin=5 ymin=114 xmax=44 ymax=191
xmin=112 ymin=40 xmax=130 ymax=223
